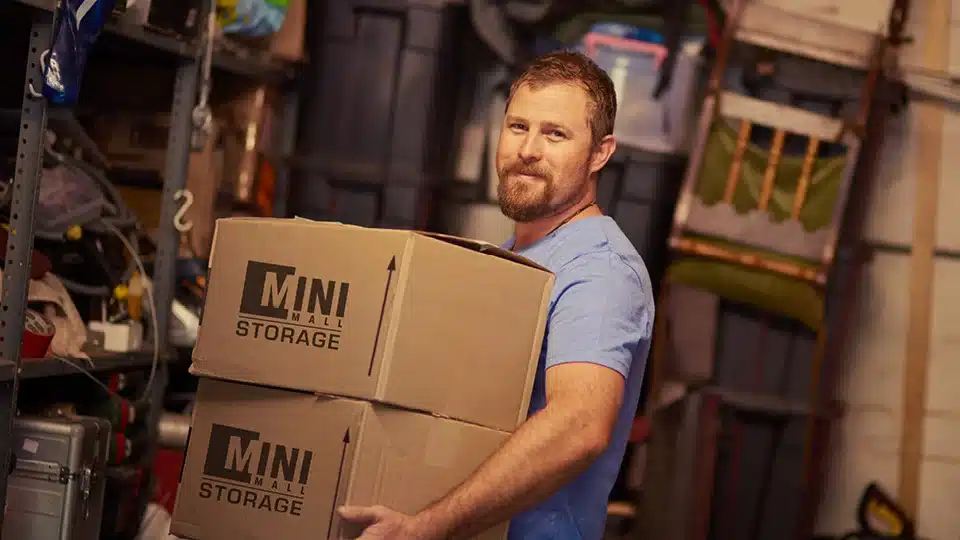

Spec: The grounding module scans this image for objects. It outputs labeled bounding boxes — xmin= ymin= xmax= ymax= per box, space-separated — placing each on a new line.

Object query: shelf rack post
xmin=152 ymin=59 xmax=200 ymax=351
xmin=0 ymin=17 xmax=53 ymax=522
xmin=127 ymin=55 xmax=200 ymax=537
xmin=273 ymin=86 xmax=300 ymax=218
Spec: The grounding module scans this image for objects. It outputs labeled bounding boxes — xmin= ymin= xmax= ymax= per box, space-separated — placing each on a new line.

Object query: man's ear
xmin=588 ymin=135 xmax=617 ymax=174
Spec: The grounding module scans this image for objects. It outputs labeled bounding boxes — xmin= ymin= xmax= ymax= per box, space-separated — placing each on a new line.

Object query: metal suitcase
xmin=2 ymin=415 xmax=111 ymax=540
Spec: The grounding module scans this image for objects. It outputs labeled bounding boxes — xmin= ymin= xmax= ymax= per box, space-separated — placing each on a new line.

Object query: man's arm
xmin=411 ymin=362 xmax=625 ymax=539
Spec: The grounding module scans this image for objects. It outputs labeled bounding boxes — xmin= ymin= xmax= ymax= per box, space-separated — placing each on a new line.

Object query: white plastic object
xmin=584 ymin=33 xmax=702 ymax=155
xmin=88 ymin=320 xmax=143 ymax=353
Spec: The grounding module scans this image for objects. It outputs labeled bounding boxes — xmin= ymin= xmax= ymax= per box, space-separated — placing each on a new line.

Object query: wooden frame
xmin=666 ymin=0 xmax=886 ymax=286
xmin=723 ymin=0 xmax=896 ymax=70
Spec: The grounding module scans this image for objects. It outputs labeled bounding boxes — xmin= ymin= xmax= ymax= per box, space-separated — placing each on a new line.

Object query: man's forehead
xmin=508 ymin=82 xmax=591 ymax=129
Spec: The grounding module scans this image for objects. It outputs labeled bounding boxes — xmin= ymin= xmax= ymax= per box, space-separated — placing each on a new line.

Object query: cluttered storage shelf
xmin=13 ymin=0 xmax=300 ymax=84
xmin=0 ymin=0 xmax=304 ymax=538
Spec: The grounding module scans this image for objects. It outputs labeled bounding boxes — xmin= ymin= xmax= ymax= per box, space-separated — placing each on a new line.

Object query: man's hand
xmin=338 ymin=505 xmax=445 ymax=540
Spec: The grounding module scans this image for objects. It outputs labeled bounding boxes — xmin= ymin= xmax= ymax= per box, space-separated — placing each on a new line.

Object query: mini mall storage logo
xmin=200 ymin=424 xmax=314 ymax=516
xmin=236 ymin=260 xmax=349 ymax=350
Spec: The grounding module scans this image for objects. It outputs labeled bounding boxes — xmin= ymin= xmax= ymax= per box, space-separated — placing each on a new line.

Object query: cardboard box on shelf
xmin=190 ymin=217 xmax=552 ymax=432
xmin=116 ymin=0 xmax=205 ymax=37
xmin=171 ymin=378 xmax=509 ymax=540
xmin=147 ymin=0 xmax=205 ymax=37
xmin=90 ymin=113 xmax=170 ymax=175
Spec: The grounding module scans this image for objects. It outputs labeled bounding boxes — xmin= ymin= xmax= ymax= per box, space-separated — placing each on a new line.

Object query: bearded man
xmin=339 ymin=50 xmax=654 ymax=540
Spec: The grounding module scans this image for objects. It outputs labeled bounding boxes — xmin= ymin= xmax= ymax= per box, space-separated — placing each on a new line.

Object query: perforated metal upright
xmin=0 ymin=17 xmax=54 ymax=515
xmin=139 ymin=59 xmax=201 ymax=519
xmin=273 ymin=86 xmax=301 ymax=218
xmin=153 ymin=60 xmax=201 ymax=352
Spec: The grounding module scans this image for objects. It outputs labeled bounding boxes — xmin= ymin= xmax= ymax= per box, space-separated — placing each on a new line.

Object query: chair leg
xmin=795 ymin=323 xmax=830 ymax=527
xmin=794 ymin=247 xmax=872 ymax=539
xmin=692 ymin=394 xmax=722 ymax=540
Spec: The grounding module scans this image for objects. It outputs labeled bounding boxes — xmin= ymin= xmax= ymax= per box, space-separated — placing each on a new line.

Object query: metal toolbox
xmin=2 ymin=415 xmax=111 ymax=540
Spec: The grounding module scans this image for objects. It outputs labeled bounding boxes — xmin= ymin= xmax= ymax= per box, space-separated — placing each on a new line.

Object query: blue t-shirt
xmin=504 ymin=215 xmax=654 ymax=540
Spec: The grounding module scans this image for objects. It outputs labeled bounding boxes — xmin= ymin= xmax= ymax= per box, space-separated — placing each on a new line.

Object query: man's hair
xmin=507 ymin=50 xmax=617 ymax=146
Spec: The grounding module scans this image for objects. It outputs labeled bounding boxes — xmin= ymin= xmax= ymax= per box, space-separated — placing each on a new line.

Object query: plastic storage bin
xmin=294 ymin=0 xmax=467 ymax=204
xmin=598 ymin=146 xmax=686 ymax=286
xmin=584 ymin=33 xmax=702 ymax=155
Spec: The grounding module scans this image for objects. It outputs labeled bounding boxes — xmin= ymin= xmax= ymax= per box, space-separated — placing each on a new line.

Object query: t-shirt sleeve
xmin=544 ymin=251 xmax=654 ymax=378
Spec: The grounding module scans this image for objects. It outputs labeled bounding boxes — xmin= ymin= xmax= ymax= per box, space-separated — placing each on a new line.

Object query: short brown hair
xmin=507 ymin=50 xmax=617 ymax=146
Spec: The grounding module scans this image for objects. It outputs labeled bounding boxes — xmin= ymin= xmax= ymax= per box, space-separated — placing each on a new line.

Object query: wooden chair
xmin=639 ymin=0 xmax=905 ymax=537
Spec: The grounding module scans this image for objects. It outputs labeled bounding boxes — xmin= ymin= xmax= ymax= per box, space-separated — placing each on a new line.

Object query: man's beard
xmin=497 ymin=161 xmax=587 ymax=223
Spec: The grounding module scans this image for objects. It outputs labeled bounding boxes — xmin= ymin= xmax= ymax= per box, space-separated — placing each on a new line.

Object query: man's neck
xmin=512 ymin=196 xmax=601 ymax=251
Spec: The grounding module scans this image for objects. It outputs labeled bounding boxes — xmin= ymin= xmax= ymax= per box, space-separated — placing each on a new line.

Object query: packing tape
xmin=21 ymin=309 xmax=55 ymax=359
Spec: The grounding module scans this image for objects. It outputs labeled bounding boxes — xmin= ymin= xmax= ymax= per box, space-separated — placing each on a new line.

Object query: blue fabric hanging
xmin=43 ymin=0 xmax=116 ymax=105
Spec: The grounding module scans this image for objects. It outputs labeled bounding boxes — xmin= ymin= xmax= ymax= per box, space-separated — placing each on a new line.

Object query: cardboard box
xmin=171 ymin=378 xmax=509 ymax=540
xmin=191 ymin=218 xmax=552 ymax=431
xmin=147 ymin=0 xmax=204 ymax=37
xmin=91 ymin=113 xmax=169 ymax=174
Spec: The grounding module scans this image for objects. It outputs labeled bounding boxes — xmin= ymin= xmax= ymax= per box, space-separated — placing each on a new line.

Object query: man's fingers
xmin=338 ymin=505 xmax=385 ymax=526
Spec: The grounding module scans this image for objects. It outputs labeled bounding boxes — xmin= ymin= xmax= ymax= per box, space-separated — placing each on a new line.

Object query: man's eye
xmin=509 ymin=123 xmax=527 ymax=131
xmin=549 ymin=130 xmax=565 ymax=139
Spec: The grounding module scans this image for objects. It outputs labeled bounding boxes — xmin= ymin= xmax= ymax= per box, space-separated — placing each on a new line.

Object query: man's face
xmin=496 ymin=82 xmax=597 ymax=223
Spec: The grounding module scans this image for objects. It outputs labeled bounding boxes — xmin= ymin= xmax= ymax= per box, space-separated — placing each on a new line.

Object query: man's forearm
xmin=413 ymin=404 xmax=608 ymax=539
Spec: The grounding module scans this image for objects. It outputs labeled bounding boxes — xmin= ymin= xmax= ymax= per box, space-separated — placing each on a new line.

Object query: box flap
xmin=215 ymin=216 xmax=287 ymax=226
xmin=213 ymin=220 xmax=535 ymax=272
xmin=187 ymin=363 xmax=302 ymax=396
xmin=218 ymin=216 xmax=358 ymax=230
xmin=414 ymin=231 xmax=549 ymax=273
xmin=189 ymin=364 xmax=383 ymax=406
xmin=293 ymin=216 xmax=346 ymax=226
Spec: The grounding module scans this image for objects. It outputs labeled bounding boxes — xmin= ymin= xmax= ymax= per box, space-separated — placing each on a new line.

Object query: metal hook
xmin=173 ymin=189 xmax=194 ymax=233
xmin=26 ymin=50 xmax=51 ymax=100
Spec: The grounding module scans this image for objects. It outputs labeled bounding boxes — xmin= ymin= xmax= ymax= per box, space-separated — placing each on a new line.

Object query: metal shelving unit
xmin=0 ymin=351 xmax=160 ymax=381
xmin=16 ymin=0 xmax=298 ymax=84
xmin=0 ymin=2 xmax=302 ymax=526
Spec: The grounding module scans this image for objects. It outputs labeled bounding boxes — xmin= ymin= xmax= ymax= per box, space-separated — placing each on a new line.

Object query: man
xmin=339 ymin=50 xmax=654 ymax=540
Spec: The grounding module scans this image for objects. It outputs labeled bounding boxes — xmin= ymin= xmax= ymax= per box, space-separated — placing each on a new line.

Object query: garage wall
xmin=815 ymin=0 xmax=960 ymax=536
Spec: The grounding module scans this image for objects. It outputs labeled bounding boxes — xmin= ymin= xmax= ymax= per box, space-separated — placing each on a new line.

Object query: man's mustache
xmin=507 ymin=163 xmax=552 ymax=180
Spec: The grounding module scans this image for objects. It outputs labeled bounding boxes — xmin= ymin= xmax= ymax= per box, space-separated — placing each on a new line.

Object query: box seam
xmin=338 ymin=407 xmax=367 ymax=535
xmin=420 ymin=410 xmax=511 ymax=435
xmin=514 ymin=275 xmax=555 ymax=428
xmin=373 ymin=234 xmax=415 ymax=397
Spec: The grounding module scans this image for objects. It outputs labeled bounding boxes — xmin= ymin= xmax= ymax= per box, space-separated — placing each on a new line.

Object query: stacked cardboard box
xmin=171 ymin=218 xmax=554 ymax=540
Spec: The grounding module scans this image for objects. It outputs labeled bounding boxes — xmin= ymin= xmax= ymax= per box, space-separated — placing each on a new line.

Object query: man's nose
xmin=518 ymin=133 xmax=543 ymax=161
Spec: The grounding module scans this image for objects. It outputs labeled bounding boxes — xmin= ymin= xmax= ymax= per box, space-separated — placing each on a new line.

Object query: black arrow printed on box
xmin=329 ymin=428 xmax=351 ymax=539
xmin=369 ymin=256 xmax=397 ymax=376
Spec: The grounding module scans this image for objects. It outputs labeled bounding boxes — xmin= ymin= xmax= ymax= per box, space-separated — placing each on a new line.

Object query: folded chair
xmin=640 ymin=0 xmax=906 ymax=537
